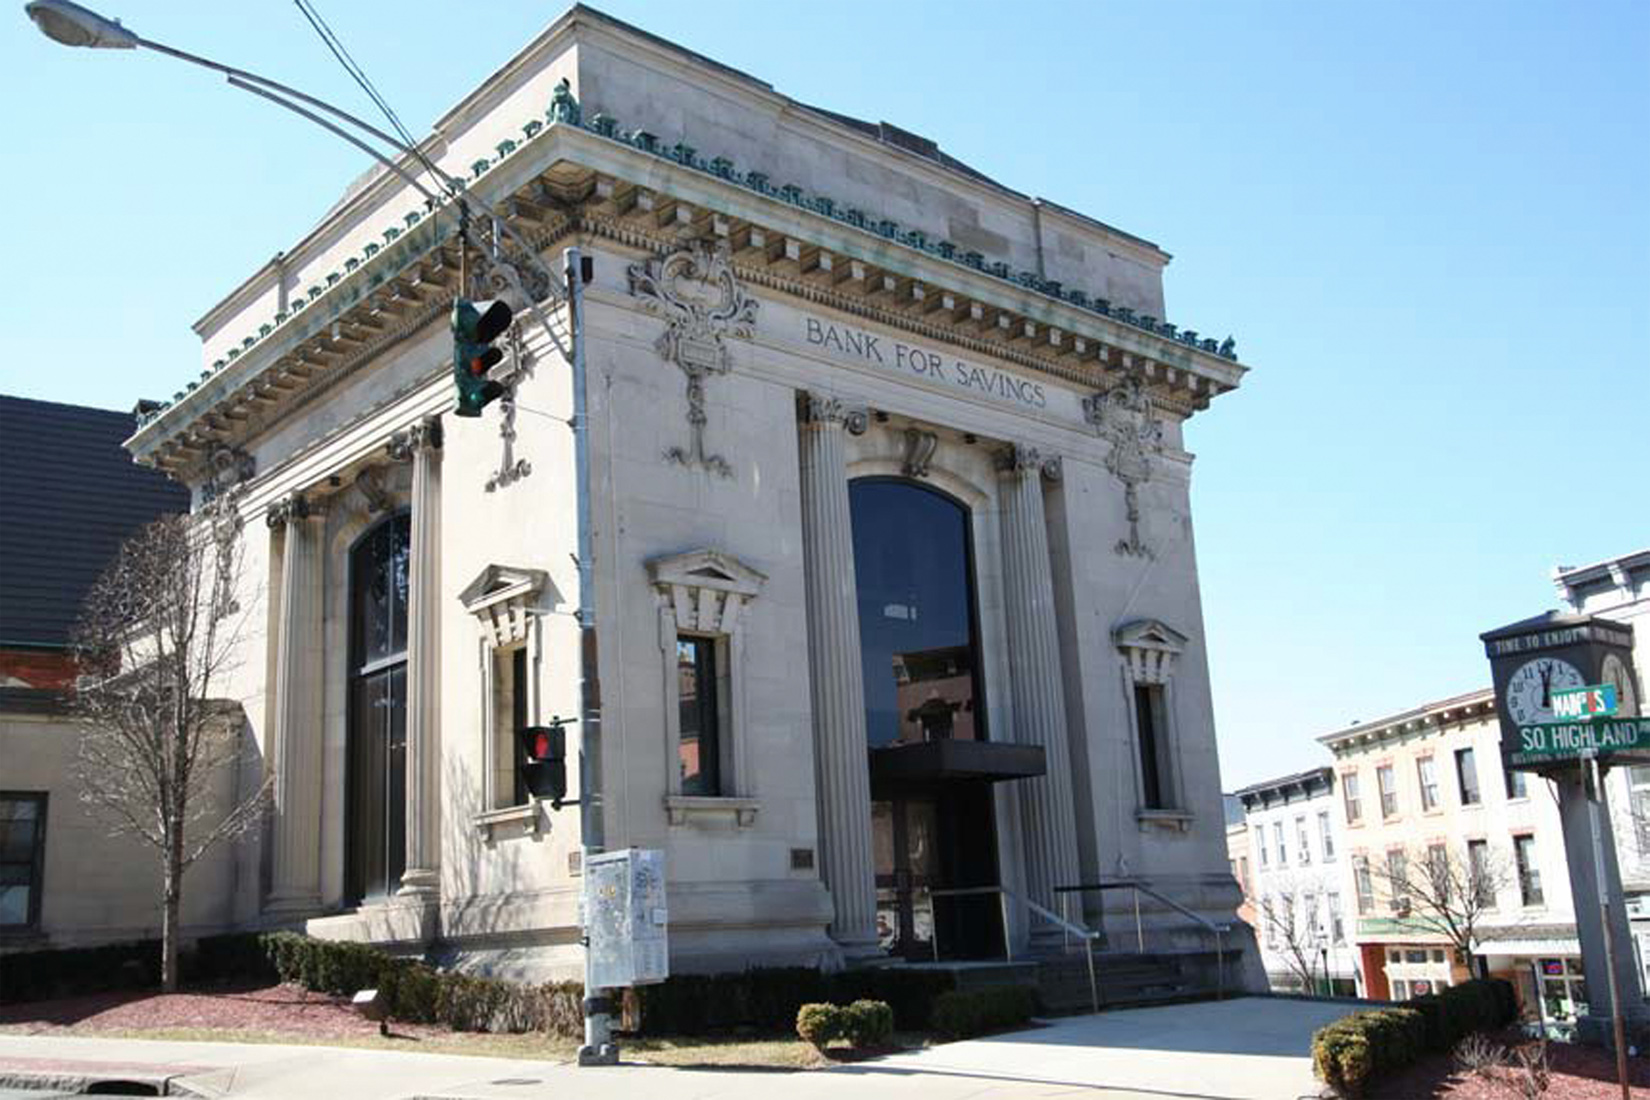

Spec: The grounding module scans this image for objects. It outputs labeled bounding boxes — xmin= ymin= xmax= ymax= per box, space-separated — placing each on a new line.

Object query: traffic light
xmin=451 ymin=297 xmax=512 ymax=417
xmin=518 ymin=721 xmax=568 ymax=806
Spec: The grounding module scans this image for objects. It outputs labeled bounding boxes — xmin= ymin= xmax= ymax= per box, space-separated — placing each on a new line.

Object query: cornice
xmin=133 ymin=86 xmax=1250 ymax=478
xmin=1318 ymin=689 xmax=1497 ymax=755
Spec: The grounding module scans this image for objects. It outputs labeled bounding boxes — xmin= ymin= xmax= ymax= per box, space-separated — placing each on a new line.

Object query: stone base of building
xmin=307 ymin=894 xmax=439 ymax=950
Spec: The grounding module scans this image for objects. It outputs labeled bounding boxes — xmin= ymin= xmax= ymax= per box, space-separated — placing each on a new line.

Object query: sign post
xmin=1480 ymin=610 xmax=1646 ymax=1068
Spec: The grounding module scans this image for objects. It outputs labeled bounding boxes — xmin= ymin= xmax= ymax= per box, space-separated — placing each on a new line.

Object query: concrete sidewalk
xmin=0 ymin=996 xmax=1354 ymax=1099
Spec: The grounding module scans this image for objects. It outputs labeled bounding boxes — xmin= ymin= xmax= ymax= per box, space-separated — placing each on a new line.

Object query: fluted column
xmin=267 ymin=492 xmax=324 ymax=914
xmin=797 ymin=391 xmax=879 ymax=954
xmin=390 ymin=418 xmax=442 ymax=897
xmin=996 ymin=444 xmax=1080 ymax=938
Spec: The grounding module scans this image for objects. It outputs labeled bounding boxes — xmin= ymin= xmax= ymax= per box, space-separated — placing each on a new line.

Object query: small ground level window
xmin=0 ymin=793 xmax=47 ymax=929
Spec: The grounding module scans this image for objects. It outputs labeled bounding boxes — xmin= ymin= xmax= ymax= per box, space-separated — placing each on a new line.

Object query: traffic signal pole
xmin=565 ymin=245 xmax=614 ymax=1066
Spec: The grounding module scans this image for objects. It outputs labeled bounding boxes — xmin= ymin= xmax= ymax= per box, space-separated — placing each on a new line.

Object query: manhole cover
xmin=487 ymin=1080 xmax=542 ymax=1087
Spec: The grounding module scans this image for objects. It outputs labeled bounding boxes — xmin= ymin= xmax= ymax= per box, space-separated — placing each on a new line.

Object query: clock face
xmin=1602 ymin=653 xmax=1639 ymax=718
xmin=1504 ymin=657 xmax=1586 ymax=725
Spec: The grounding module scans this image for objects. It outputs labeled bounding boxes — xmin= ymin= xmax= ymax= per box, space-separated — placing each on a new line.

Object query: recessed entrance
xmin=345 ymin=513 xmax=410 ymax=905
xmin=852 ymin=477 xmax=1028 ymax=960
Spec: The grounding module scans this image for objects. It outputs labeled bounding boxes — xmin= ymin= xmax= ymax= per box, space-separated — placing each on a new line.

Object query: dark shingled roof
xmin=0 ymin=395 xmax=190 ymax=649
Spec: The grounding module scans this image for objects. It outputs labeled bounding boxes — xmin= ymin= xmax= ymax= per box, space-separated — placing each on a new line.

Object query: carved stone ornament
xmin=628 ymin=240 xmax=760 ymax=478
xmin=797 ymin=391 xmax=869 ymax=435
xmin=353 ymin=467 xmax=393 ymax=514
xmin=197 ymin=445 xmax=255 ymax=506
xmin=901 ymin=428 xmax=938 ymax=478
xmin=994 ymin=442 xmax=1063 ymax=482
xmin=265 ymin=492 xmax=314 ymax=529
xmin=385 ymin=417 xmax=443 ymax=463
xmin=1084 ymin=377 xmax=1163 ymax=559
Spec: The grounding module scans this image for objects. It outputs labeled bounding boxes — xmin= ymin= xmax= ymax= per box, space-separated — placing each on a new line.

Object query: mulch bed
xmin=1370 ymin=1028 xmax=1650 ymax=1099
xmin=0 ymin=982 xmax=449 ymax=1041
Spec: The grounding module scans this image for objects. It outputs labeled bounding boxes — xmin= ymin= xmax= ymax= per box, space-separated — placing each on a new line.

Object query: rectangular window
xmin=1378 ymin=765 xmax=1399 ymax=818
xmin=0 ymin=793 xmax=47 ymax=930
xmin=1319 ymin=809 xmax=1335 ymax=860
xmin=1505 ymin=766 xmax=1528 ymax=800
xmin=1387 ymin=849 xmax=1409 ymax=911
xmin=1296 ymin=816 xmax=1311 ymax=865
xmin=1134 ymin=683 xmax=1172 ymax=809
xmin=1343 ymin=772 xmax=1362 ymax=824
xmin=1354 ymin=855 xmax=1374 ymax=914
xmin=1259 ymin=829 xmax=1269 ymax=867
xmin=1392 ymin=979 xmax=1409 ymax=1001
xmin=1417 ymin=757 xmax=1440 ymax=811
xmin=1468 ymin=839 xmax=1494 ymax=907
xmin=1515 ymin=834 xmax=1544 ymax=907
xmin=1239 ymin=856 xmax=1250 ymax=894
xmin=1262 ymin=895 xmax=1276 ymax=948
xmin=1274 ymin=821 xmax=1287 ymax=865
xmin=1329 ymin=892 xmax=1346 ymax=944
xmin=1305 ymin=893 xmax=1321 ymax=941
xmin=509 ymin=647 xmax=529 ymax=806
xmin=1455 ymin=747 xmax=1481 ymax=806
xmin=1426 ymin=843 xmax=1448 ymax=890
xmin=1633 ymin=767 xmax=1650 ymax=857
xmin=677 ymin=635 xmax=722 ymax=796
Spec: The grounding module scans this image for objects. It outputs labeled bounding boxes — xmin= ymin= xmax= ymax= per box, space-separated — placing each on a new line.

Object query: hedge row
xmin=1312 ymin=978 xmax=1517 ymax=1097
xmin=795 ymin=999 xmax=895 ymax=1050
xmin=634 ymin=966 xmax=954 ymax=1036
xmin=930 ymin=985 xmax=1039 ymax=1039
xmin=2 ymin=934 xmax=956 ymax=1040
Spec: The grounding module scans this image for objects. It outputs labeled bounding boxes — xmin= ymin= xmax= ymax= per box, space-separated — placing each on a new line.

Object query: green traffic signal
xmin=452 ymin=297 xmax=513 ymax=417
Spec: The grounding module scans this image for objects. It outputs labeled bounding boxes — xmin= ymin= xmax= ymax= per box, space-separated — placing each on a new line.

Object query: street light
xmin=26 ymin=0 xmax=616 ymax=1067
xmin=25 ymin=0 xmax=134 ymax=49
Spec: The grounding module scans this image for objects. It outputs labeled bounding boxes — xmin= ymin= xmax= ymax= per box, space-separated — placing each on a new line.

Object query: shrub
xmin=930 ymin=985 xmax=1037 ymax=1040
xmin=0 ymin=940 xmax=161 ymax=1004
xmin=1312 ymin=979 xmax=1516 ymax=1096
xmin=796 ymin=1003 xmax=840 ymax=1050
xmin=843 ymin=999 xmax=894 ymax=1047
xmin=635 ymin=966 xmax=954 ymax=1036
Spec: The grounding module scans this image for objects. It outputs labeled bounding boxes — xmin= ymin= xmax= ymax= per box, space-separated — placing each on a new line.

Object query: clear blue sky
xmin=7 ymin=0 xmax=1646 ymax=789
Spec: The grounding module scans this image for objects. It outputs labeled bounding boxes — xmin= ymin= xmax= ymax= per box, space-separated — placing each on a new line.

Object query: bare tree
xmin=70 ymin=509 xmax=269 ymax=990
xmin=1257 ymin=882 xmax=1327 ymax=993
xmin=1369 ymin=842 xmax=1513 ymax=978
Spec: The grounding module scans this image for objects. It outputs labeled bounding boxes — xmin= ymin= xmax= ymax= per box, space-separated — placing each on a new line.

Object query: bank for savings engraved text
xmin=804 ymin=317 xmax=1048 ymax=410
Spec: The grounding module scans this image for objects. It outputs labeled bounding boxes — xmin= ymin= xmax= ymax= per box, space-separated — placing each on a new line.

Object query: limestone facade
xmin=120 ymin=6 xmax=1257 ymax=980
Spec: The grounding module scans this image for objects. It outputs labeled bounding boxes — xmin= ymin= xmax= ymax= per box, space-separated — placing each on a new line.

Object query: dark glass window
xmin=510 ymin=647 xmax=529 ymax=806
xmin=849 ymin=480 xmax=982 ymax=748
xmin=346 ymin=513 xmax=410 ymax=905
xmin=0 ymin=793 xmax=47 ymax=929
xmin=678 ymin=636 xmax=720 ymax=796
xmin=1455 ymin=747 xmax=1481 ymax=805
xmin=1515 ymin=834 xmax=1544 ymax=906
xmin=1135 ymin=683 xmax=1172 ymax=808
xmin=1505 ymin=766 xmax=1528 ymax=800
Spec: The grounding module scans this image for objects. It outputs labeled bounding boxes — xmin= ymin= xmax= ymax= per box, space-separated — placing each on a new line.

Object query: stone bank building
xmin=116 ymin=7 xmax=1257 ymax=982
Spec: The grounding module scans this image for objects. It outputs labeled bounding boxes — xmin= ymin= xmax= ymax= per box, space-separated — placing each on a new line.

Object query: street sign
xmin=1510 ymin=716 xmax=1650 ymax=766
xmin=1552 ymin=684 xmax=1618 ymax=720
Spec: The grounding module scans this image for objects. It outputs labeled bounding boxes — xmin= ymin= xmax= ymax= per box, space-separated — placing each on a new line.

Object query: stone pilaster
xmin=996 ymin=444 xmax=1080 ymax=938
xmin=797 ymin=391 xmax=879 ymax=954
xmin=266 ymin=492 xmax=324 ymax=915
xmin=389 ymin=418 xmax=443 ymax=897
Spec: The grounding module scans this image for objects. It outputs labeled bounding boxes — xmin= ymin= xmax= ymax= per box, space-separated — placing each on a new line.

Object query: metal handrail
xmin=930 ymin=884 xmax=1102 ymax=1014
xmin=1056 ymin=879 xmax=1231 ymax=1000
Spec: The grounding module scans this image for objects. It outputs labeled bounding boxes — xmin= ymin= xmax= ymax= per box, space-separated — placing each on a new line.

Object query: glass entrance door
xmin=874 ymin=798 xmax=938 ymax=959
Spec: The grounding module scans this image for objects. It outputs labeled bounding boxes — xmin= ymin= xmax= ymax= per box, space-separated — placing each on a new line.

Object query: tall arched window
xmin=849 ymin=479 xmax=985 ymax=748
xmin=346 ymin=513 xmax=410 ymax=904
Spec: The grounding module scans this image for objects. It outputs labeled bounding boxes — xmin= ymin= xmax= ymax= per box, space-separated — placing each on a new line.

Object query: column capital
xmin=386 ymin=416 xmax=444 ymax=462
xmin=995 ymin=443 xmax=1062 ymax=482
xmin=797 ymin=391 xmax=869 ymax=436
xmin=265 ymin=492 xmax=321 ymax=529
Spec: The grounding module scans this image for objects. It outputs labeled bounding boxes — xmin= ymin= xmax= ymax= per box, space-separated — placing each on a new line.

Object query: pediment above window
xmin=459 ymin=564 xmax=552 ymax=646
xmin=648 ymin=548 xmax=765 ymax=635
xmin=1113 ymin=618 xmax=1188 ymax=683
xmin=648 ymin=548 xmax=767 ymax=596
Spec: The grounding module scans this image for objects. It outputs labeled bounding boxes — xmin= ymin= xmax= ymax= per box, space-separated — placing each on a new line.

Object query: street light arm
xmin=224 ymin=75 xmax=438 ymax=206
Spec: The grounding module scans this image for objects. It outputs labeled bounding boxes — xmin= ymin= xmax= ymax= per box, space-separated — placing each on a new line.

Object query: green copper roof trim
xmin=141 ymin=80 xmax=1238 ymax=434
